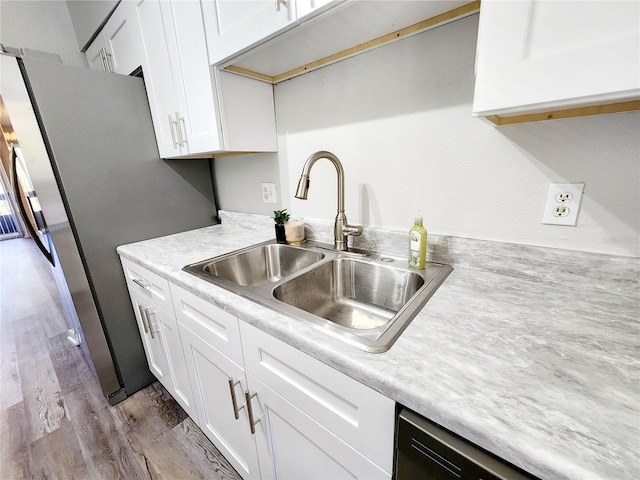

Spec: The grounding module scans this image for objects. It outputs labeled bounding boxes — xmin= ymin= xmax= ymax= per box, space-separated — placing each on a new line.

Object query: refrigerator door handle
xmin=10 ymin=144 xmax=54 ymax=265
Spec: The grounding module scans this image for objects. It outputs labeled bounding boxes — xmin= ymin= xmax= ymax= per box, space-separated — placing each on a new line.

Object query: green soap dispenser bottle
xmin=408 ymin=216 xmax=427 ymax=269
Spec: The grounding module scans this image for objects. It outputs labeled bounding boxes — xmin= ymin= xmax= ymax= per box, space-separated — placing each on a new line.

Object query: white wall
xmin=0 ymin=0 xmax=87 ymax=67
xmin=214 ymin=152 xmax=282 ymax=216
xmin=65 ymin=0 xmax=118 ymax=51
xmin=216 ymin=14 xmax=639 ymax=258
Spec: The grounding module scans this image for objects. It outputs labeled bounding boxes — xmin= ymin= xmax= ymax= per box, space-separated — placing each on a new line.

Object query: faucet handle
xmin=343 ymin=224 xmax=363 ymax=237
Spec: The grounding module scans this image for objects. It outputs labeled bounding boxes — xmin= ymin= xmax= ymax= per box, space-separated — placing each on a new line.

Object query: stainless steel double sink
xmin=183 ymin=240 xmax=452 ymax=353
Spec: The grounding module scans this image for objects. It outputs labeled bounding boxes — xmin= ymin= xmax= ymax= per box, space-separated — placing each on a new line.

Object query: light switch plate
xmin=542 ymin=183 xmax=584 ymax=226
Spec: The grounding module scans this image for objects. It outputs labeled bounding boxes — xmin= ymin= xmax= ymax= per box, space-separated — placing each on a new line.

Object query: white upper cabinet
xmin=136 ymin=0 xmax=180 ymax=156
xmin=85 ymin=39 xmax=109 ymax=71
xmin=202 ymin=0 xmax=349 ymax=66
xmin=201 ymin=0 xmax=299 ymax=65
xmin=214 ymin=1 xmax=474 ymax=82
xmin=295 ymin=0 xmax=340 ymax=21
xmin=85 ymin=1 xmax=144 ymax=75
xmin=137 ymin=0 xmax=277 ymax=158
xmin=473 ymin=0 xmax=640 ymax=117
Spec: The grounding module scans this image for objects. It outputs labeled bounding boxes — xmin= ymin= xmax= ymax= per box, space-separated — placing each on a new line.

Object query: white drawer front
xmin=170 ymin=284 xmax=243 ymax=367
xmin=120 ymin=257 xmax=173 ymax=314
xmin=240 ymin=321 xmax=395 ymax=473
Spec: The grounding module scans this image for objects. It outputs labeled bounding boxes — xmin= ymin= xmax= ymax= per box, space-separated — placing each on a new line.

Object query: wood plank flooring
xmin=0 ymin=238 xmax=242 ymax=480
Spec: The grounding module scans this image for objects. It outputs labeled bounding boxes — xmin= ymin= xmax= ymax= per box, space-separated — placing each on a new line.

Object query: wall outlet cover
xmin=262 ymin=182 xmax=277 ymax=204
xmin=542 ymin=183 xmax=584 ymax=226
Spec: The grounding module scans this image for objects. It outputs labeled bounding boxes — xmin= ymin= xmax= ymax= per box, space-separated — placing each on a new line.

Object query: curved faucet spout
xmin=295 ymin=151 xmax=344 ymax=207
xmin=295 ymin=151 xmax=362 ymax=251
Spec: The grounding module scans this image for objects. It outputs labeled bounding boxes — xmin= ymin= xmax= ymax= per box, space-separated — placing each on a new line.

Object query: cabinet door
xmin=129 ymin=288 xmax=173 ymax=390
xmin=202 ymin=0 xmax=297 ymax=65
xmin=137 ymin=0 xmax=187 ymax=157
xmin=240 ymin=321 xmax=395 ymax=473
xmin=179 ymin=323 xmax=261 ymax=479
xmin=154 ymin=305 xmax=196 ymax=418
xmin=85 ymin=40 xmax=109 ymax=71
xmin=295 ymin=0 xmax=341 ymax=21
xmin=247 ymin=375 xmax=391 ymax=480
xmin=121 ymin=258 xmax=195 ymax=416
xmin=102 ymin=0 xmax=144 ymax=75
xmin=473 ymin=0 xmax=640 ymax=116
xmin=167 ymin=0 xmax=222 ymax=154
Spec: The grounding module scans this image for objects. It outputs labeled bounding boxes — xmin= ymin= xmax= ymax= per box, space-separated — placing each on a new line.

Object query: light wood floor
xmin=0 ymin=238 xmax=242 ymax=480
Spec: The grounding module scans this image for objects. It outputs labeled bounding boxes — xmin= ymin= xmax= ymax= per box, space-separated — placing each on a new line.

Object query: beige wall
xmin=215 ymin=14 xmax=640 ymax=257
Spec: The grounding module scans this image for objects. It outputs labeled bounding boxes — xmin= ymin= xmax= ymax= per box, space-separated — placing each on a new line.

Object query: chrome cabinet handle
xmin=133 ymin=278 xmax=150 ymax=290
xmin=228 ymin=378 xmax=241 ymax=419
xmin=169 ymin=115 xmax=179 ymax=149
xmin=175 ymin=112 xmax=187 ymax=146
xmin=138 ymin=305 xmax=156 ymax=339
xmin=137 ymin=304 xmax=149 ymax=334
xmin=275 ymin=0 xmax=288 ymax=11
xmin=245 ymin=390 xmax=261 ymax=434
xmin=99 ymin=49 xmax=108 ymax=72
xmin=146 ymin=310 xmax=156 ymax=339
xmin=179 ymin=115 xmax=188 ymax=145
xmin=104 ymin=51 xmax=113 ymax=72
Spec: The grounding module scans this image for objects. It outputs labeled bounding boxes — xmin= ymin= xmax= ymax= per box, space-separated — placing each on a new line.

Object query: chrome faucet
xmin=295 ymin=151 xmax=362 ymax=251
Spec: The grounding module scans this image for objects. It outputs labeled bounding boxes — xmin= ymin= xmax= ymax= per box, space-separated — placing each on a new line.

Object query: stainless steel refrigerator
xmin=1 ymin=53 xmax=217 ymax=404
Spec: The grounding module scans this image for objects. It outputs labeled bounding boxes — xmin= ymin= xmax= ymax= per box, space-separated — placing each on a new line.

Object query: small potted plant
xmin=273 ymin=209 xmax=290 ymax=244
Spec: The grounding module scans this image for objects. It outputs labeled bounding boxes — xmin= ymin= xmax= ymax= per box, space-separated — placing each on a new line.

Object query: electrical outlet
xmin=555 ymin=192 xmax=573 ymax=203
xmin=542 ymin=183 xmax=584 ymax=226
xmin=261 ymin=182 xmax=277 ymax=204
xmin=553 ymin=206 xmax=570 ymax=217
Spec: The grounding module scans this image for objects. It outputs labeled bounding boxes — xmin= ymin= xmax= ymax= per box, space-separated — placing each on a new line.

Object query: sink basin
xmin=189 ymin=243 xmax=324 ymax=286
xmin=273 ymin=258 xmax=425 ymax=330
xmin=183 ymin=240 xmax=452 ymax=352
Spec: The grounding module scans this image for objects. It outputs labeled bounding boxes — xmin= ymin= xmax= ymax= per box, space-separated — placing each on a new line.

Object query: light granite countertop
xmin=117 ymin=212 xmax=639 ymax=480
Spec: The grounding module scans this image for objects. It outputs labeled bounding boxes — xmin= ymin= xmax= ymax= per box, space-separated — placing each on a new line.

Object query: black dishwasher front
xmin=395 ymin=409 xmax=536 ymax=480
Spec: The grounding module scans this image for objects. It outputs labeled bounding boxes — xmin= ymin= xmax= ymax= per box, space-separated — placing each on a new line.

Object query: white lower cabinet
xmin=241 ymin=321 xmax=394 ymax=479
xmin=247 ymin=374 xmax=390 ymax=480
xmin=121 ymin=276 xmax=394 ymax=480
xmin=129 ymin=288 xmax=173 ymax=388
xmin=121 ymin=258 xmax=195 ymax=418
xmin=171 ymin=284 xmax=261 ymax=479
